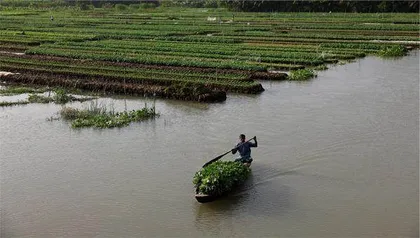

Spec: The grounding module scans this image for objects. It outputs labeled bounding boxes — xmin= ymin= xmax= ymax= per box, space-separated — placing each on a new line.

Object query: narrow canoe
xmin=195 ymin=162 xmax=251 ymax=203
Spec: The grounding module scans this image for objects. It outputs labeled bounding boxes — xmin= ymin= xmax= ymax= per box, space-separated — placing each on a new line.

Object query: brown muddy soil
xmin=251 ymin=71 xmax=287 ymax=80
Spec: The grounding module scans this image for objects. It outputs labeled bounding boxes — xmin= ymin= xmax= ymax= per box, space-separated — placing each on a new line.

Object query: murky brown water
xmin=1 ymin=52 xmax=419 ymax=237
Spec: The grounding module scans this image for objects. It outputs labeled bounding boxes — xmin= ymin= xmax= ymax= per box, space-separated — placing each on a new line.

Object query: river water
xmin=1 ymin=52 xmax=419 ymax=237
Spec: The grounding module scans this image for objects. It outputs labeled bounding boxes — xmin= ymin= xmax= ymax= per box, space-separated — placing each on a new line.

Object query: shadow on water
xmin=228 ymin=92 xmax=263 ymax=101
xmin=193 ymin=193 xmax=245 ymax=235
xmin=193 ymin=163 xmax=295 ymax=234
xmin=162 ymin=98 xmax=212 ymax=111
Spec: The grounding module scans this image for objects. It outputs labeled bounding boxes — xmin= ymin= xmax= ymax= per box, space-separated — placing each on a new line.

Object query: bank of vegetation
xmin=0 ymin=2 xmax=418 ymax=102
xmin=0 ymin=101 xmax=29 ymax=107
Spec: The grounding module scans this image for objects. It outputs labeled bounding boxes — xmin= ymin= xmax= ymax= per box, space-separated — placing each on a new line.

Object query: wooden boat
xmin=195 ymin=162 xmax=251 ymax=203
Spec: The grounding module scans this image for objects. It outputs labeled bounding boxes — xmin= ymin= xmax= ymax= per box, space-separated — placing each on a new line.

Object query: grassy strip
xmin=0 ymin=101 xmax=29 ymax=107
xmin=56 ymin=40 xmax=329 ymax=60
xmin=193 ymin=161 xmax=251 ymax=196
xmin=60 ymin=102 xmax=158 ymax=129
xmin=0 ymin=56 xmax=251 ymax=82
xmin=41 ymin=42 xmax=325 ymax=65
xmin=0 ymin=63 xmax=261 ymax=92
xmin=26 ymin=47 xmax=267 ymax=71
xmin=59 ymin=39 xmax=367 ymax=58
xmin=28 ymin=89 xmax=96 ymax=104
xmin=0 ymin=86 xmax=48 ymax=95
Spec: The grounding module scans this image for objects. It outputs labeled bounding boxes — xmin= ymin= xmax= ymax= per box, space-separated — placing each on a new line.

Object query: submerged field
xmin=0 ymin=7 xmax=419 ymax=102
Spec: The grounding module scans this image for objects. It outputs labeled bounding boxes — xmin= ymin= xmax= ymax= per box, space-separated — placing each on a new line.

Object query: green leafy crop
xmin=193 ymin=161 xmax=251 ymax=196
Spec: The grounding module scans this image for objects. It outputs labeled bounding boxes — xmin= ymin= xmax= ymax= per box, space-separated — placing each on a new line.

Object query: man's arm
xmin=250 ymin=136 xmax=258 ymax=147
xmin=232 ymin=143 xmax=239 ymax=154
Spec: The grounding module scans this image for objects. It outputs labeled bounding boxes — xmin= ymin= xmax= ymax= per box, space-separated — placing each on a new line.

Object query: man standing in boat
xmin=232 ymin=134 xmax=257 ymax=164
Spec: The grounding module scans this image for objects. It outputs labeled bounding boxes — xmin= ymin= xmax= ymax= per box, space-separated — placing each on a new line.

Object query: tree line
xmin=221 ymin=0 xmax=419 ymax=13
xmin=1 ymin=0 xmax=418 ymax=13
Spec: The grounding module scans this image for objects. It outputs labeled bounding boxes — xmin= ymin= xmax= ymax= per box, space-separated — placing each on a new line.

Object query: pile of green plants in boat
xmin=60 ymin=102 xmax=158 ymax=129
xmin=193 ymin=161 xmax=251 ymax=196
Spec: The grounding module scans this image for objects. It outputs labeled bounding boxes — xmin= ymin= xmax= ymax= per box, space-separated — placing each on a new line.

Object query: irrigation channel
xmin=0 ymin=51 xmax=418 ymax=237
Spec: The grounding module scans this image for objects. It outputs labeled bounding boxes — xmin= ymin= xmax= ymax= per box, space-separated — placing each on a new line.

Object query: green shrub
xmin=140 ymin=3 xmax=156 ymax=9
xmin=0 ymin=101 xmax=29 ymax=107
xmin=115 ymin=4 xmax=128 ymax=11
xmin=204 ymin=0 xmax=220 ymax=8
xmin=193 ymin=161 xmax=251 ymax=196
xmin=78 ymin=3 xmax=92 ymax=11
xmin=0 ymin=86 xmax=47 ymax=95
xmin=129 ymin=4 xmax=140 ymax=10
xmin=102 ymin=3 xmax=113 ymax=9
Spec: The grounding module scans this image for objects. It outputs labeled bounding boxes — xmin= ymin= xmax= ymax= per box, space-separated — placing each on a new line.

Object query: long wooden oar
xmin=202 ymin=137 xmax=254 ymax=168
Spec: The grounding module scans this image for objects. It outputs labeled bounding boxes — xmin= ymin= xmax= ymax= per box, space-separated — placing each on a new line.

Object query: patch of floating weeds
xmin=60 ymin=101 xmax=159 ymax=129
xmin=288 ymin=69 xmax=316 ymax=81
xmin=378 ymin=45 xmax=407 ymax=57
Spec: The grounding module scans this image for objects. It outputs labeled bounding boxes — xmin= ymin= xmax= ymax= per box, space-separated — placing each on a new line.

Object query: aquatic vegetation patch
xmin=193 ymin=161 xmax=251 ymax=196
xmin=378 ymin=45 xmax=407 ymax=57
xmin=60 ymin=102 xmax=158 ymax=129
xmin=288 ymin=69 xmax=316 ymax=81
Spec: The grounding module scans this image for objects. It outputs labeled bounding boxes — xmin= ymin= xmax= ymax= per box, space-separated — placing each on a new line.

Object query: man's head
xmin=239 ymin=134 xmax=245 ymax=142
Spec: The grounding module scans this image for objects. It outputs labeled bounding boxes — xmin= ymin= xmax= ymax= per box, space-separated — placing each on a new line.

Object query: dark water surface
xmin=1 ymin=52 xmax=418 ymax=237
